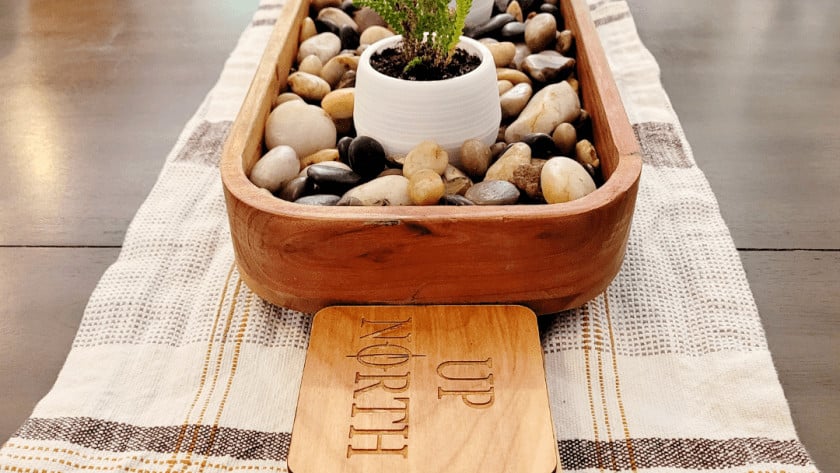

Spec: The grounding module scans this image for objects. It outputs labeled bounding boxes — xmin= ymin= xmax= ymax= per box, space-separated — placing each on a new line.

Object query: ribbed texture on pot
xmin=354 ymin=35 xmax=502 ymax=161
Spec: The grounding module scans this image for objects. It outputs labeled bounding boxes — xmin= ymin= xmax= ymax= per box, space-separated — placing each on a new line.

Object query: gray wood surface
xmin=0 ymin=0 xmax=837 ymax=472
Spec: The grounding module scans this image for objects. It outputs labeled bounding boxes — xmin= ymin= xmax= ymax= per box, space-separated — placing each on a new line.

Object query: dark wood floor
xmin=1 ymin=1 xmax=837 ymax=471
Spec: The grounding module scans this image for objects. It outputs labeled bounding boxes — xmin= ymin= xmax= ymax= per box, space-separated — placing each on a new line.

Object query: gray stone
xmin=353 ymin=7 xmax=387 ymax=32
xmin=464 ymin=180 xmax=521 ymax=205
xmin=295 ymin=194 xmax=341 ymax=205
xmin=279 ymin=176 xmax=309 ymax=201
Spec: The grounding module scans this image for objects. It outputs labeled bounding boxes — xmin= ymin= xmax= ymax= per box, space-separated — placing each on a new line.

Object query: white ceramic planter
xmin=354 ymin=35 xmax=501 ymax=164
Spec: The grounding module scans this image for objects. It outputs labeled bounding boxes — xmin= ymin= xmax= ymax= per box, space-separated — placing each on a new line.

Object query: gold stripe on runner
xmin=594 ymin=296 xmax=619 ymax=471
xmin=198 ymin=291 xmax=255 ymax=473
xmin=167 ymin=262 xmax=236 ymax=471
xmin=181 ymin=276 xmax=244 ymax=469
xmin=604 ymin=290 xmax=638 ymax=473
xmin=581 ymin=306 xmax=605 ymax=473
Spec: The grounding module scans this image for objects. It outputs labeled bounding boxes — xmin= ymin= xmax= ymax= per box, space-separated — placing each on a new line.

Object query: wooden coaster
xmin=288 ymin=305 xmax=557 ymax=473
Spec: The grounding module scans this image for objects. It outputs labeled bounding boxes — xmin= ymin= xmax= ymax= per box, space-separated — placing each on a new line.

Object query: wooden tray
xmin=220 ymin=0 xmax=642 ymax=315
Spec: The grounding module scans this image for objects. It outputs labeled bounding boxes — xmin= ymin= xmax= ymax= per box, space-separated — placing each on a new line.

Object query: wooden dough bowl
xmin=220 ymin=0 xmax=642 ymax=315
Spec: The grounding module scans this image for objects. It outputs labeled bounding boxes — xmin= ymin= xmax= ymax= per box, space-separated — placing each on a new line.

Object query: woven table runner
xmin=0 ymin=1 xmax=819 ymax=472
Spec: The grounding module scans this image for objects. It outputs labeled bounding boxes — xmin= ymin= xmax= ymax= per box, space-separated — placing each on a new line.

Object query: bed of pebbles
xmin=249 ymin=0 xmax=602 ymax=206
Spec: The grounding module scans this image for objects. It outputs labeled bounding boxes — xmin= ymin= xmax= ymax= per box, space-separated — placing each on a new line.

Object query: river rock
xmin=339 ymin=25 xmax=360 ymax=50
xmin=556 ymin=29 xmax=574 ymax=55
xmin=338 ymin=175 xmax=412 ymax=206
xmin=321 ymin=88 xmax=355 ymax=120
xmin=317 ymin=7 xmax=358 ymax=31
xmin=297 ymin=32 xmax=341 ymax=64
xmin=409 ymin=169 xmax=446 ymax=205
xmin=298 ymin=55 xmax=323 ymax=76
xmin=337 ymin=136 xmax=353 ymax=162
xmin=278 ymin=176 xmax=309 ymax=201
xmin=301 ymin=148 xmax=340 ymax=167
xmin=300 ymin=17 xmax=318 ymax=42
xmin=539 ymin=3 xmax=561 ymax=21
xmin=499 ymin=82 xmax=532 ymax=120
xmin=442 ymin=194 xmax=476 ymax=206
xmin=337 ymin=69 xmax=357 ymax=89
xmin=320 ymin=54 xmax=359 ymax=87
xmin=513 ymin=43 xmax=530 ymax=69
xmin=265 ymin=101 xmax=337 ymax=157
xmin=359 ymin=25 xmax=394 ymax=46
xmin=505 ymin=81 xmax=580 ymax=142
xmin=272 ymin=92 xmax=303 ymax=109
xmin=465 ymin=13 xmax=515 ymax=39
xmin=347 ymin=136 xmax=387 ymax=180
xmin=524 ymin=13 xmax=556 ymax=52
xmin=522 ymin=50 xmax=575 ymax=82
xmin=307 ymin=163 xmax=362 ymax=194
xmin=506 ymin=0 xmax=524 ymax=22
xmin=443 ymin=165 xmax=473 ymax=195
xmin=498 ymin=79 xmax=514 ymax=95
xmin=250 ymin=145 xmax=300 ymax=193
xmin=354 ymin=7 xmax=387 ymax=31
xmin=314 ymin=19 xmax=340 ymax=35
xmin=552 ymin=122 xmax=577 ymax=156
xmin=487 ymin=41 xmax=516 ymax=68
xmin=500 ymin=21 xmax=525 ymax=41
xmin=311 ymin=0 xmax=341 ymax=10
xmin=296 ymin=194 xmax=341 ymax=205
xmin=541 ymin=157 xmax=596 ymax=204
xmin=496 ymin=68 xmax=532 ymax=85
xmin=575 ymin=139 xmax=600 ymax=168
xmin=521 ymin=133 xmax=556 ymax=158
xmin=287 ymin=72 xmax=331 ymax=102
xmin=299 ymin=160 xmax=351 ymax=178
xmin=511 ymin=159 xmax=545 ymax=200
xmin=403 ymin=140 xmax=448 ymax=179
xmin=465 ymin=180 xmax=520 ymax=205
xmin=485 ymin=142 xmax=531 ymax=181
xmin=460 ymin=139 xmax=493 ymax=179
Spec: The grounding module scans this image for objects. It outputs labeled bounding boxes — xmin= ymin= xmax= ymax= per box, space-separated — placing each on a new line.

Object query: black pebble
xmin=314 ymin=19 xmax=340 ymax=35
xmin=464 ymin=13 xmax=515 ymax=39
xmin=295 ymin=194 xmax=341 ymax=206
xmin=340 ymin=0 xmax=357 ymax=14
xmin=337 ymin=136 xmax=354 ymax=163
xmin=339 ymin=25 xmax=359 ymax=50
xmin=278 ymin=176 xmax=308 ymax=201
xmin=307 ymin=164 xmax=362 ymax=194
xmin=442 ymin=194 xmax=476 ymax=206
xmin=347 ymin=136 xmax=386 ymax=180
xmin=521 ymin=133 xmax=557 ymax=158
xmin=500 ymin=21 xmax=525 ymax=41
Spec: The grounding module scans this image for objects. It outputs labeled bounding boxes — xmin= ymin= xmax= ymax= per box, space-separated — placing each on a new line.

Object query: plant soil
xmin=370 ymin=47 xmax=481 ymax=81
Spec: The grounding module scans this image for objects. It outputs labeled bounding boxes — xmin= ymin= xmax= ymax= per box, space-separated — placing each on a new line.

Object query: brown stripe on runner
xmin=12 ymin=418 xmax=811 ymax=468
xmin=13 ymin=418 xmax=291 ymax=462
xmin=257 ymin=3 xmax=284 ymax=10
xmin=633 ymin=122 xmax=694 ymax=168
xmin=251 ymin=18 xmax=278 ymax=27
xmin=593 ymin=10 xmax=632 ymax=27
xmin=173 ymin=121 xmax=233 ymax=167
xmin=558 ymin=437 xmax=812 ymax=470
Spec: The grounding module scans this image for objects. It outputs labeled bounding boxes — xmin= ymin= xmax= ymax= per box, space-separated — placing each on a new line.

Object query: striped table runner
xmin=0 ymin=1 xmax=819 ymax=472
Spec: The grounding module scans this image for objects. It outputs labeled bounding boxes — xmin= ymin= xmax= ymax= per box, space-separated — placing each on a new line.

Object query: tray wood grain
xmin=220 ymin=0 xmax=643 ymax=314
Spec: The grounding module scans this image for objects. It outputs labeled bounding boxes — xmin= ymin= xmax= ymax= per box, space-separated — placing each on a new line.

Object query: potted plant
xmin=352 ymin=0 xmax=501 ymax=162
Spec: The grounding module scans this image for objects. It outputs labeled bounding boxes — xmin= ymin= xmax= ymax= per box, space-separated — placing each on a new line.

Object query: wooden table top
xmin=0 ymin=0 xmax=837 ymax=471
